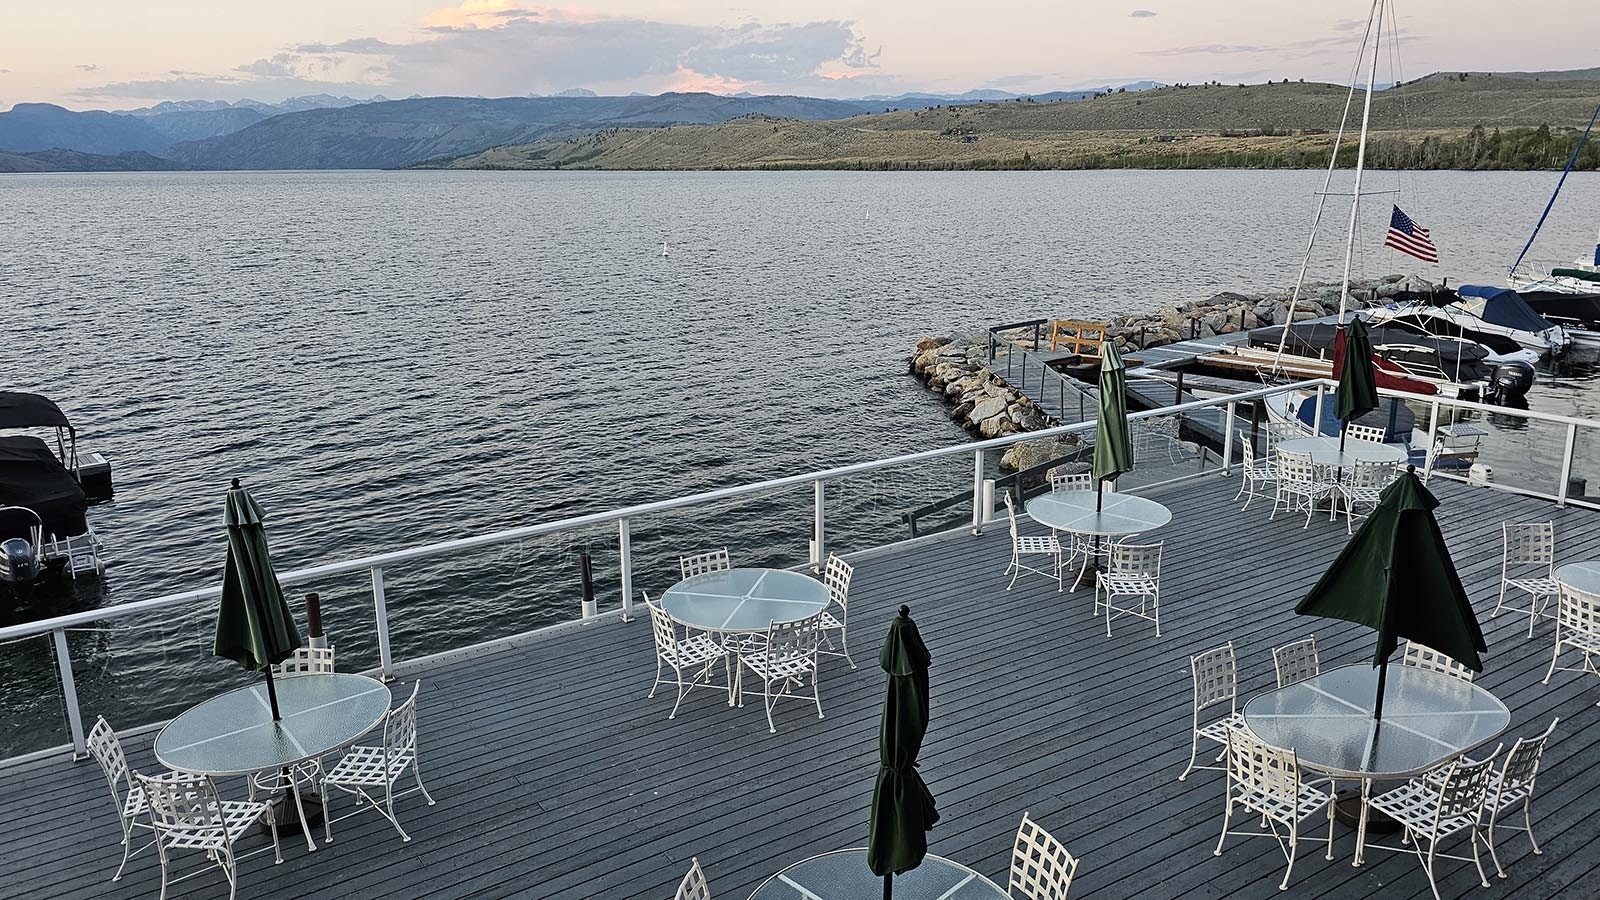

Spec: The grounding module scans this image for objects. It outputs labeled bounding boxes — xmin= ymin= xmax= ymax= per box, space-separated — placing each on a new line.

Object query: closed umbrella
xmin=1092 ymin=341 xmax=1134 ymax=512
xmin=1295 ymin=467 xmax=1485 ymax=720
xmin=1333 ymin=316 xmax=1381 ymax=472
xmin=867 ymin=605 xmax=939 ymax=900
xmin=214 ymin=478 xmax=302 ymax=720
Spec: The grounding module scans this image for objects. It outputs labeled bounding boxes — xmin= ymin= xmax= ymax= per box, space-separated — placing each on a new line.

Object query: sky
xmin=0 ymin=1 xmax=1592 ymax=110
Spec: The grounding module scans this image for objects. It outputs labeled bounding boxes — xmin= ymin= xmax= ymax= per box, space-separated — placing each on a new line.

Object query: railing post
xmin=1559 ymin=423 xmax=1578 ymax=506
xmin=1033 ymin=321 xmax=1042 ymax=351
xmin=51 ymin=628 xmax=86 ymax=758
xmin=982 ymin=479 xmax=996 ymax=524
xmin=1312 ymin=383 xmax=1327 ymax=436
xmin=618 ymin=518 xmax=634 ymax=621
xmin=1424 ymin=399 xmax=1441 ymax=481
xmin=987 ymin=331 xmax=996 ymax=361
xmin=971 ymin=449 xmax=985 ymax=535
xmin=1222 ymin=401 xmax=1237 ymax=474
xmin=1019 ymin=350 xmax=1028 ymax=391
xmin=811 ymin=480 xmax=826 ymax=572
xmin=370 ymin=567 xmax=394 ymax=680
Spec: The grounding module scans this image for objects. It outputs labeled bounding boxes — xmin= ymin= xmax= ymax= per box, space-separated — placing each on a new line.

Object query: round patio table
xmin=154 ymin=673 xmax=392 ymax=848
xmin=1026 ymin=491 xmax=1171 ymax=588
xmin=1277 ymin=437 xmax=1408 ymax=468
xmin=1555 ymin=561 xmax=1600 ymax=594
xmin=748 ymin=848 xmax=1008 ymax=900
xmin=659 ymin=567 xmax=829 ymax=633
xmin=1242 ymin=663 xmax=1508 ymax=866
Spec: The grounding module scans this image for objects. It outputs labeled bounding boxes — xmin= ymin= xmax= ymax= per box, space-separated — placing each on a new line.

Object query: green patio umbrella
xmin=868 ymin=605 xmax=939 ymax=900
xmin=1334 ymin=316 xmax=1381 ymax=463
xmin=214 ymin=478 xmax=302 ymax=720
xmin=1091 ymin=341 xmax=1134 ymax=512
xmin=1295 ymin=468 xmax=1485 ymax=719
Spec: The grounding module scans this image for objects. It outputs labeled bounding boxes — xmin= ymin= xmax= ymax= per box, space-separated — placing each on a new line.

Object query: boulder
xmin=999 ymin=435 xmax=1083 ymax=473
xmin=915 ymin=336 xmax=951 ymax=353
xmin=969 ymin=397 xmax=1007 ymax=424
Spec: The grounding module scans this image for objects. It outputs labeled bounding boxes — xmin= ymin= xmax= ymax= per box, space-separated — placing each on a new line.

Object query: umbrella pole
xmin=262 ymin=664 xmax=283 ymax=721
xmin=1372 ymin=655 xmax=1388 ymax=722
xmin=1095 ymin=480 xmax=1104 ymax=513
xmin=1336 ymin=421 xmax=1348 ymax=483
xmin=884 ymin=873 xmax=893 ymax=900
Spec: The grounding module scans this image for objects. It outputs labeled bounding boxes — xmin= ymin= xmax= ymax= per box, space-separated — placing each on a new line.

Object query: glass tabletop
xmin=1277 ymin=437 xmax=1409 ymax=467
xmin=749 ymin=849 xmax=1008 ymax=900
xmin=660 ymin=568 xmax=829 ymax=633
xmin=154 ymin=673 xmax=392 ymax=776
xmin=1025 ymin=491 xmax=1172 ymax=536
xmin=1555 ymin=561 xmax=1600 ymax=594
xmin=1242 ymin=664 xmax=1508 ymax=779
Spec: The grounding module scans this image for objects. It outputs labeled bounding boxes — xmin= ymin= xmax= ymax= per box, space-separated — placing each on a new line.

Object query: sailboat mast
xmin=1337 ymin=0 xmax=1385 ymax=325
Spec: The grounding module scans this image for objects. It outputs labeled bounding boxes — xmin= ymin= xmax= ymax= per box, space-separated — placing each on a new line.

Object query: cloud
xmin=1129 ymin=9 xmax=1157 ymax=18
xmin=1142 ymin=17 xmax=1419 ymax=58
xmin=75 ymin=64 xmax=103 ymax=72
xmin=72 ymin=4 xmax=882 ymax=103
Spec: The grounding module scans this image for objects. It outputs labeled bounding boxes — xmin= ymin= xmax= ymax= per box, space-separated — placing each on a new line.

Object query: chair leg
xmin=112 ymin=819 xmax=134 ymax=881
xmin=812 ymin=669 xmax=824 ymax=721
xmin=386 ymin=781 xmax=412 ymax=842
xmin=265 ymin=798 xmax=283 ymax=864
xmin=1544 ymin=639 xmax=1562 ymax=684
xmin=1279 ymin=821 xmax=1297 ymax=891
xmin=1486 ymin=808 xmax=1506 ymax=878
xmin=764 ymin=677 xmax=778 ymax=734
xmin=1006 ymin=551 xmax=1020 ymax=590
xmin=322 ymin=776 xmax=335 ymax=844
xmin=1494 ymin=578 xmax=1508 ymax=617
xmin=647 ymin=657 xmax=665 ymax=699
xmin=1421 ymin=838 xmax=1444 ymax=900
xmin=1469 ymin=825 xmax=1491 ymax=888
xmin=841 ymin=628 xmax=855 ymax=669
xmin=412 ymin=754 xmax=437 ymax=807
xmin=1178 ymin=726 xmax=1201 ymax=782
xmin=669 ymin=665 xmax=689 ymax=719
xmin=1325 ymin=783 xmax=1338 ymax=860
xmin=1214 ymin=799 xmax=1233 ymax=857
xmin=1152 ymin=590 xmax=1161 ymax=637
xmin=287 ymin=778 xmax=317 ymax=853
xmin=1527 ymin=592 xmax=1542 ymax=639
xmin=1525 ymin=794 xmax=1543 ymax=856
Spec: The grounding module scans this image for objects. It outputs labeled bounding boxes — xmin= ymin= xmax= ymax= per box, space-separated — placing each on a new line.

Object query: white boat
xmin=1363 ymin=285 xmax=1572 ymax=357
xmin=1510 ymin=245 xmax=1600 ymax=295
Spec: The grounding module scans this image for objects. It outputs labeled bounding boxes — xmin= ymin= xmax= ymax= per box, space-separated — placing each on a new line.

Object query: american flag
xmin=1385 ymin=205 xmax=1438 ymax=263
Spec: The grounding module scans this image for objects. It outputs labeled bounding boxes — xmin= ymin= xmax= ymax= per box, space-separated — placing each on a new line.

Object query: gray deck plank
xmin=2 ymin=472 xmax=1599 ymax=900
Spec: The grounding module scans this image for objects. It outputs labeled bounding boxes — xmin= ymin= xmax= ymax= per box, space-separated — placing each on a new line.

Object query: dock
xmin=4 ymin=472 xmax=1598 ymax=899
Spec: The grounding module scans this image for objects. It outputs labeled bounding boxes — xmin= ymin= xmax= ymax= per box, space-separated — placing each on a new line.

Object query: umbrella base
xmin=1333 ymin=788 xmax=1399 ymax=833
xmin=260 ymin=791 xmax=324 ymax=833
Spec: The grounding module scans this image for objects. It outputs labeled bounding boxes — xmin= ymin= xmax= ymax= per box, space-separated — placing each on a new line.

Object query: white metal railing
xmin=6 ymin=375 xmax=1599 ymax=760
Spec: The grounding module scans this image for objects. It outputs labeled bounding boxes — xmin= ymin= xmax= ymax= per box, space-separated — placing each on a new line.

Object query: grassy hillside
xmin=429 ymin=75 xmax=1600 ymax=172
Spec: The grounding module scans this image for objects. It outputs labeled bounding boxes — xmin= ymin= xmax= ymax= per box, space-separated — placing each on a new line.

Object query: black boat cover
xmin=1455 ymin=285 xmax=1559 ymax=334
xmin=1246 ymin=321 xmax=1489 ymax=369
xmin=1521 ymin=291 xmax=1600 ymax=325
xmin=0 ymin=392 xmax=72 ymax=431
xmin=0 ymin=436 xmax=88 ymax=539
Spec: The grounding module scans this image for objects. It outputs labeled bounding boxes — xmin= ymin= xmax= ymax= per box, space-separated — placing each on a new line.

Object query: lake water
xmin=3 ymin=169 xmax=1599 ymax=756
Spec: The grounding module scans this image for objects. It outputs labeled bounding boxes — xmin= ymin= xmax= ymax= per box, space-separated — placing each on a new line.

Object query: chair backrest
xmin=1497 ymin=718 xmax=1558 ymax=804
xmin=1108 ymin=541 xmax=1161 ymax=578
xmin=680 ymin=549 xmax=731 ymax=579
xmin=1346 ymin=423 xmax=1387 ymax=444
xmin=765 ymin=614 xmax=822 ymax=667
xmin=1272 ymin=637 xmax=1319 ymax=688
xmin=1004 ymin=491 xmax=1022 ymax=538
xmin=646 ymin=593 xmax=682 ymax=653
xmin=1556 ymin=583 xmax=1600 ymax=638
xmin=1277 ymin=449 xmax=1317 ymax=483
xmin=1241 ymin=440 xmax=1257 ymax=467
xmin=87 ymin=716 xmax=133 ymax=814
xmin=675 ymin=856 xmax=711 ymax=900
xmin=1401 ymin=641 xmax=1475 ymax=682
xmin=1503 ymin=521 xmax=1556 ymax=570
xmin=1009 ymin=812 xmax=1080 ymax=900
xmin=1050 ymin=472 xmax=1092 ymax=493
xmin=1225 ymin=728 xmax=1303 ymax=814
xmin=1190 ymin=642 xmax=1237 ymax=714
xmin=278 ymin=645 xmax=336 ymax=676
xmin=824 ymin=554 xmax=853 ymax=612
xmin=384 ymin=682 xmax=422 ymax=761
xmin=137 ymin=771 xmax=225 ymax=835
xmin=1350 ymin=459 xmax=1395 ymax=489
xmin=1432 ymin=751 xmax=1500 ymax=825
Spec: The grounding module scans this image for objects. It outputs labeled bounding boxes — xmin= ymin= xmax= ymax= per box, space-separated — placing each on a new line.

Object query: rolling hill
xmin=428 ymin=74 xmax=1600 ymax=171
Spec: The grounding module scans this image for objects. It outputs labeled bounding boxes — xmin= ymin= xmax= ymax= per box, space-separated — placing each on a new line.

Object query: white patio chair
xmin=1401 ymin=641 xmax=1475 ymax=683
xmin=1270 ymin=450 xmax=1333 ymax=529
xmin=1345 ymin=422 xmax=1387 ymax=444
xmin=276 ymin=645 xmax=335 ymax=676
xmin=1332 ymin=459 xmax=1394 ymax=533
xmin=1046 ymin=472 xmax=1097 ymax=570
xmin=736 ymin=614 xmax=824 ymax=734
xmin=679 ymin=548 xmax=731 ymax=579
xmin=1178 ymin=641 xmax=1244 ymax=781
xmin=1049 ymin=471 xmax=1092 ymax=493
xmin=817 ymin=554 xmax=855 ymax=669
xmin=1213 ymin=728 xmax=1335 ymax=891
xmin=676 ymin=856 xmax=712 ymax=900
xmin=87 ymin=716 xmax=157 ymax=882
xmin=1496 ymin=522 xmax=1559 ymax=638
xmin=136 ymin=770 xmax=280 ymax=900
xmin=1008 ymin=811 xmax=1080 ymax=900
xmin=1479 ymin=718 xmax=1559 ymax=878
xmin=1543 ymin=582 xmax=1600 ymax=703
xmin=1095 ymin=541 xmax=1162 ymax=638
xmin=1234 ymin=440 xmax=1276 ymax=511
xmin=644 ymin=594 xmax=730 ymax=718
xmin=1271 ymin=636 xmax=1319 ymax=688
xmin=320 ymin=682 xmax=437 ymax=843
xmin=1367 ymin=749 xmax=1500 ymax=900
xmin=1002 ymin=492 xmax=1062 ymax=592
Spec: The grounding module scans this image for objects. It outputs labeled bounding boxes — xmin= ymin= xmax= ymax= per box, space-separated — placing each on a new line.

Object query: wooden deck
xmin=4 ymin=473 xmax=1599 ymax=900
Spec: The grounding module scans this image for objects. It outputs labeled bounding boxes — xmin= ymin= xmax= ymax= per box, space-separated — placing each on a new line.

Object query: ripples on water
xmin=1 ymin=169 xmax=1598 ymax=755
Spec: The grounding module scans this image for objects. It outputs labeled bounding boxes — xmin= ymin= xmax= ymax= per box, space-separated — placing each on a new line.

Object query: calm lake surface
xmin=3 ymin=169 xmax=1599 ymax=755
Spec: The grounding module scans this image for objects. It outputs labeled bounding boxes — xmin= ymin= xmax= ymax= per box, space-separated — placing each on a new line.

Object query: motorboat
xmin=1363 ymin=285 xmax=1572 ymax=358
xmin=0 ymin=392 xmax=108 ymax=587
xmin=1261 ymin=388 xmax=1483 ymax=471
xmin=1242 ymin=317 xmax=1535 ymax=403
xmin=1518 ymin=290 xmax=1600 ymax=350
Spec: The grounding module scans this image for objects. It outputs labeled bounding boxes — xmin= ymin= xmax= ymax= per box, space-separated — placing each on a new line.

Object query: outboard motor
xmin=0 ymin=536 xmax=39 ymax=584
xmin=1488 ymin=361 xmax=1536 ymax=403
